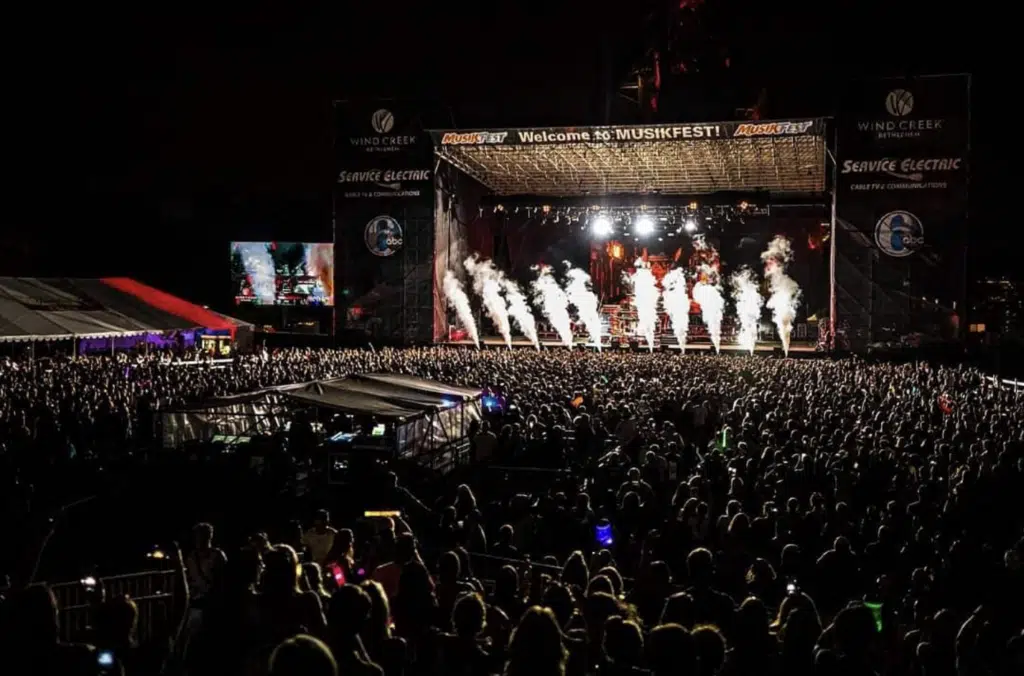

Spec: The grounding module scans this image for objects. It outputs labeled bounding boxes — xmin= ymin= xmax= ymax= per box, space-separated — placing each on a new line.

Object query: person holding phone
xmin=0 ymin=584 xmax=99 ymax=675
xmin=93 ymin=596 xmax=140 ymax=676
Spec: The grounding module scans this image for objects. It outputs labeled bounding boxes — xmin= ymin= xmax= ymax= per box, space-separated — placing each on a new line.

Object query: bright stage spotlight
xmin=591 ymin=215 xmax=613 ymax=238
xmin=683 ymin=219 xmax=698 ymax=233
xmin=634 ymin=215 xmax=655 ymax=237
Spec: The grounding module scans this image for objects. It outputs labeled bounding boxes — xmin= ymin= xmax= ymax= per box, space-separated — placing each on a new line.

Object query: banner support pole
xmin=828 ymin=126 xmax=839 ymax=353
xmin=330 ymin=100 xmax=338 ymax=345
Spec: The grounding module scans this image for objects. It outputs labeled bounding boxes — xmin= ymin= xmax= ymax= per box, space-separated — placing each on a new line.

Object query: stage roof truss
xmin=432 ymin=119 xmax=827 ymax=197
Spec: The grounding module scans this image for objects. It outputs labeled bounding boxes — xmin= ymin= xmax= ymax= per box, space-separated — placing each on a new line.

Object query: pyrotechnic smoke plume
xmin=464 ymin=255 xmax=512 ymax=349
xmin=443 ymin=270 xmax=479 ymax=349
xmin=661 ymin=268 xmax=691 ymax=352
xmin=307 ymin=243 xmax=335 ymax=304
xmin=239 ymin=244 xmax=276 ymax=303
xmin=624 ymin=259 xmax=661 ymax=351
xmin=692 ymin=264 xmax=725 ymax=353
xmin=563 ymin=263 xmax=603 ymax=350
xmin=531 ymin=265 xmax=574 ymax=347
xmin=501 ymin=278 xmax=540 ymax=350
xmin=729 ymin=267 xmax=764 ymax=355
xmin=760 ymin=236 xmax=802 ymax=356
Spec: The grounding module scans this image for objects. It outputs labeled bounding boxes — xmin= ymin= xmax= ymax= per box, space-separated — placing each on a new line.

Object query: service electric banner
xmin=835 ymin=75 xmax=970 ymax=337
xmin=333 ymin=101 xmax=437 ymax=342
xmin=429 ymin=118 xmax=825 ymax=146
xmin=335 ymin=103 xmax=434 ymax=200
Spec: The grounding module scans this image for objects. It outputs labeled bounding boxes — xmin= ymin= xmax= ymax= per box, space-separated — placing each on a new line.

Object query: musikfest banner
xmin=835 ymin=75 xmax=970 ymax=342
xmin=429 ymin=118 xmax=825 ymax=146
xmin=333 ymin=101 xmax=437 ymax=342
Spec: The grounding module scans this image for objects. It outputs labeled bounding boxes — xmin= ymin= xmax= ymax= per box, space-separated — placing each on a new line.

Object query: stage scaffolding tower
xmin=400 ymin=207 xmax=435 ymax=344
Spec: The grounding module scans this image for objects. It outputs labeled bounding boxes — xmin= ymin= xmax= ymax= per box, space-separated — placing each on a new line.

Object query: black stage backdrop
xmin=835 ymin=75 xmax=970 ymax=347
xmin=333 ymin=101 xmax=437 ymax=343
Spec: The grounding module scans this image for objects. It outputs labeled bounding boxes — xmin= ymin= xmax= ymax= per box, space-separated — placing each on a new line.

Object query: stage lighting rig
xmin=507 ymin=201 xmax=765 ymax=239
xmin=591 ymin=214 xmax=614 ymax=238
xmin=634 ymin=215 xmax=655 ymax=237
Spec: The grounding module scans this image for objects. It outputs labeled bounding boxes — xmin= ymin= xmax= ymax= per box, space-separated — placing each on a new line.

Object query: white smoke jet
xmin=661 ymin=268 xmax=691 ymax=352
xmin=531 ymin=265 xmax=574 ymax=347
xmin=236 ymin=243 xmax=276 ymax=303
xmin=501 ymin=278 xmax=540 ymax=350
xmin=729 ymin=267 xmax=764 ymax=355
xmin=760 ymin=236 xmax=802 ymax=356
xmin=464 ymin=255 xmax=512 ymax=349
xmin=692 ymin=265 xmax=725 ymax=353
xmin=443 ymin=270 xmax=479 ymax=349
xmin=563 ymin=263 xmax=603 ymax=350
xmin=624 ymin=258 xmax=660 ymax=351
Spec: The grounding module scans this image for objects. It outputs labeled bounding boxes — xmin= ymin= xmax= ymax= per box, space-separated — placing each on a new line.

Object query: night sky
xmin=5 ymin=2 xmax=998 ymax=308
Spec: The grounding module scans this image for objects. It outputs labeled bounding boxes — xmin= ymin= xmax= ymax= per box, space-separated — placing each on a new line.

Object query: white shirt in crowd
xmin=302 ymin=527 xmax=337 ymax=565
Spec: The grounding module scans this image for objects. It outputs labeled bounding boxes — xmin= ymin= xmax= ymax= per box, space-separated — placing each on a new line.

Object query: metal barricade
xmin=467 ymin=552 xmax=562 ymax=586
xmin=50 ymin=569 xmax=178 ymax=642
xmin=467 ymin=551 xmax=634 ymax=591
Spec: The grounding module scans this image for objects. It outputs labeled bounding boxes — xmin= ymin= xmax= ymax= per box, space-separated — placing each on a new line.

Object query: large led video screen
xmin=231 ymin=242 xmax=334 ymax=307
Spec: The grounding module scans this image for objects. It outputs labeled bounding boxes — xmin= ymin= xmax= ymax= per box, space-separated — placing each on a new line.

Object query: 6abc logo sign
xmin=365 ymin=215 xmax=404 ymax=257
xmin=874 ymin=210 xmax=924 ymax=257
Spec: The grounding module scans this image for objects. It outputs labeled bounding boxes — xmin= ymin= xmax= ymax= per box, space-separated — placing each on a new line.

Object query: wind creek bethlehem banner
xmin=430 ymin=119 xmax=824 ymax=146
xmin=835 ymin=75 xmax=970 ymax=341
xmin=334 ymin=101 xmax=436 ymax=342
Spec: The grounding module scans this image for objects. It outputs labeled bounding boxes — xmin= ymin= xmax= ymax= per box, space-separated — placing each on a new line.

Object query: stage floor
xmin=441 ymin=337 xmax=817 ymax=354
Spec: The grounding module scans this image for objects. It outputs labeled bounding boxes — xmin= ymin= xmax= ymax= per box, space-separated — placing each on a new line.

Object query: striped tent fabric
xmin=0 ymin=277 xmax=233 ymax=342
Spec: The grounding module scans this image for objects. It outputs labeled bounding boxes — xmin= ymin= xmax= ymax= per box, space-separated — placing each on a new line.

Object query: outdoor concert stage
xmin=444 ymin=337 xmax=817 ymax=354
xmin=334 ymin=110 xmax=834 ymax=347
xmin=427 ymin=119 xmax=833 ymax=352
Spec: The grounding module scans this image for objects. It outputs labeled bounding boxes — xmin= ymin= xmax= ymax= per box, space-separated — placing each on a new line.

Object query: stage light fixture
xmin=684 ymin=219 xmax=698 ymax=233
xmin=634 ymin=215 xmax=655 ymax=237
xmin=592 ymin=215 xmax=613 ymax=237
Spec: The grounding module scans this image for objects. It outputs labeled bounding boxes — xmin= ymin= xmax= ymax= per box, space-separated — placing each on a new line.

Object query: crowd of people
xmin=1 ymin=346 xmax=1023 ymax=675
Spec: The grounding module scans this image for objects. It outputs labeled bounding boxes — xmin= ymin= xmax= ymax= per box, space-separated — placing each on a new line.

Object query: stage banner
xmin=835 ymin=75 xmax=970 ymax=342
xmin=333 ymin=101 xmax=437 ymax=343
xmin=429 ymin=118 xmax=825 ymax=146
xmin=335 ymin=102 xmax=434 ymax=200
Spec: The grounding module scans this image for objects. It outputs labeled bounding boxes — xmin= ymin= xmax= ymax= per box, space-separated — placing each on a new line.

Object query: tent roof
xmin=281 ymin=381 xmax=427 ymax=419
xmin=0 ymin=277 xmax=197 ymax=342
xmin=210 ymin=309 xmax=254 ymax=328
xmin=358 ymin=373 xmax=483 ymax=399
xmin=182 ymin=373 xmax=483 ymax=421
xmin=102 ymin=278 xmax=236 ymax=336
xmin=281 ymin=373 xmax=482 ymax=419
xmin=0 ymin=277 xmax=232 ymax=342
xmin=430 ymin=118 xmax=827 ymax=197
